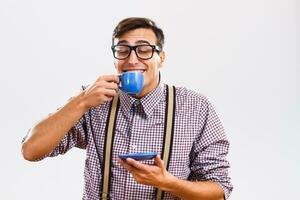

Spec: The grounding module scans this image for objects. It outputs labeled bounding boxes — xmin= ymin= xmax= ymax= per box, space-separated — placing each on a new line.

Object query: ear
xmin=158 ymin=51 xmax=165 ymax=69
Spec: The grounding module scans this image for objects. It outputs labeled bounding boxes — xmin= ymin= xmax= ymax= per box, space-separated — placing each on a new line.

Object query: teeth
xmin=125 ymin=70 xmax=145 ymax=73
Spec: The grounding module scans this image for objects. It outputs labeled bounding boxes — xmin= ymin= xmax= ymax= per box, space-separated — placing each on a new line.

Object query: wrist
xmin=68 ymin=91 xmax=89 ymax=113
xmin=160 ymin=173 xmax=180 ymax=192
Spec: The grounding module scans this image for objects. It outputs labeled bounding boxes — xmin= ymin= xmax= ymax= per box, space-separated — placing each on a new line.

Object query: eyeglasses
xmin=111 ymin=44 xmax=161 ymax=60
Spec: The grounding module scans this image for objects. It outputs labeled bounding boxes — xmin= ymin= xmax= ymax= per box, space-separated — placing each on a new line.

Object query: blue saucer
xmin=119 ymin=152 xmax=159 ymax=161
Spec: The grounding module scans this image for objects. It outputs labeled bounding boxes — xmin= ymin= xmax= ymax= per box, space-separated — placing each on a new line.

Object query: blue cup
xmin=120 ymin=71 xmax=144 ymax=95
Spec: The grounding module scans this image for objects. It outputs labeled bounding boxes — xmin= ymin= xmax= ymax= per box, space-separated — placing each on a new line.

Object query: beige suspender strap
xmin=101 ymin=95 xmax=119 ymax=199
xmin=156 ymin=85 xmax=176 ymax=200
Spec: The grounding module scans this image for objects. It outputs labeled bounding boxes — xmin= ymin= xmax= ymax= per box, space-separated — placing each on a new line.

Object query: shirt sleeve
xmin=46 ymin=116 xmax=88 ymax=158
xmin=190 ymin=97 xmax=233 ymax=199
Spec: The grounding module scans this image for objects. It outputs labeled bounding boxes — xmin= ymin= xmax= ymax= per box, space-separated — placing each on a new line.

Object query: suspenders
xmin=101 ymin=95 xmax=120 ymax=199
xmin=156 ymin=85 xmax=175 ymax=199
xmin=97 ymin=85 xmax=175 ymax=199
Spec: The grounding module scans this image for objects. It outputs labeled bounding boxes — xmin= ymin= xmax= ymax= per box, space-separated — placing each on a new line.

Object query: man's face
xmin=113 ymin=28 xmax=165 ymax=97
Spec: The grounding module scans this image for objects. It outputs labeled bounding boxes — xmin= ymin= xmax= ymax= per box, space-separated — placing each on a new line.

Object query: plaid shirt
xmin=46 ymin=83 xmax=233 ymax=199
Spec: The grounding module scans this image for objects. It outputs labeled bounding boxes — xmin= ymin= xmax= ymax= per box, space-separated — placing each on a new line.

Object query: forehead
xmin=114 ymin=28 xmax=157 ymax=45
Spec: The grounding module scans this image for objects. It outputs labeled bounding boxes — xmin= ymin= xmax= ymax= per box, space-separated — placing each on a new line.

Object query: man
xmin=22 ymin=17 xmax=233 ymax=200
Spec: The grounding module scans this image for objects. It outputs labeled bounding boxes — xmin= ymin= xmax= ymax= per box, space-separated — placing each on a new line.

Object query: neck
xmin=135 ymin=77 xmax=160 ymax=99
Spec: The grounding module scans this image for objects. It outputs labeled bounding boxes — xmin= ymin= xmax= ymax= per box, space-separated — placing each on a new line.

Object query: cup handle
xmin=118 ymin=74 xmax=122 ymax=89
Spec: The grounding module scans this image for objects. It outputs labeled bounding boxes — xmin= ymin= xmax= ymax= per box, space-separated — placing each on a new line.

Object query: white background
xmin=0 ymin=0 xmax=299 ymax=199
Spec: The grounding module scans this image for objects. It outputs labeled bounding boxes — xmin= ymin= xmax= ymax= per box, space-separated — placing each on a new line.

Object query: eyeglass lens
xmin=113 ymin=45 xmax=154 ymax=59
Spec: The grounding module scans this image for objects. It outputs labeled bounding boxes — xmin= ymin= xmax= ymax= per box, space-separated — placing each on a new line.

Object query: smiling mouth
xmin=123 ymin=69 xmax=146 ymax=73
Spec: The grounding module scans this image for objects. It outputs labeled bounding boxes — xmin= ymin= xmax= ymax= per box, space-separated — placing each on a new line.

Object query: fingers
xmin=97 ymin=74 xmax=120 ymax=84
xmin=88 ymin=75 xmax=119 ymax=96
xmin=117 ymin=156 xmax=164 ymax=172
xmin=126 ymin=158 xmax=145 ymax=170
xmin=117 ymin=157 xmax=144 ymax=171
xmin=93 ymin=76 xmax=120 ymax=96
xmin=101 ymin=88 xmax=117 ymax=98
xmin=91 ymin=80 xmax=118 ymax=90
xmin=117 ymin=158 xmax=135 ymax=173
xmin=117 ymin=156 xmax=168 ymax=188
xmin=85 ymin=85 xmax=117 ymax=100
xmin=78 ymin=74 xmax=121 ymax=109
xmin=81 ymin=76 xmax=120 ymax=108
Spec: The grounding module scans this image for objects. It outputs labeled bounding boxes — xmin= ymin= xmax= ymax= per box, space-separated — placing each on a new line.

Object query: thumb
xmin=154 ymin=155 xmax=165 ymax=168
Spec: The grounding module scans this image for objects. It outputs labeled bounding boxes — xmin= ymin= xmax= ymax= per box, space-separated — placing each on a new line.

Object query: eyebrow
xmin=116 ymin=40 xmax=151 ymax=45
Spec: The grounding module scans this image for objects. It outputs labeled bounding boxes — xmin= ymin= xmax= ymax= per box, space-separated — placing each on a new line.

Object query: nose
xmin=127 ymin=49 xmax=139 ymax=65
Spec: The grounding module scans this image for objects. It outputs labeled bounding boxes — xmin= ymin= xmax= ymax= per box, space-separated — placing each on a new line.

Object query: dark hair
xmin=112 ymin=17 xmax=165 ymax=50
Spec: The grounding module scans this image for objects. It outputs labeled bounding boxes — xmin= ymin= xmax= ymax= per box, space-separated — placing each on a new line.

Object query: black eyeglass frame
xmin=111 ymin=44 xmax=161 ymax=60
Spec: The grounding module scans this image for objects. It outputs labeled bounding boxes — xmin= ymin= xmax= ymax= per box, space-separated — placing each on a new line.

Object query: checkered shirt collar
xmin=119 ymin=83 xmax=165 ymax=119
